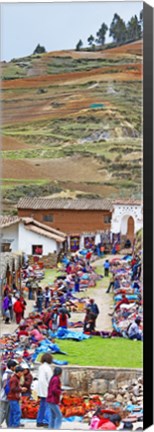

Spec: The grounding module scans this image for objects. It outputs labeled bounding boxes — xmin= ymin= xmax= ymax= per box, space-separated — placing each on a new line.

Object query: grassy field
xmin=53 ymin=337 xmax=143 ymax=368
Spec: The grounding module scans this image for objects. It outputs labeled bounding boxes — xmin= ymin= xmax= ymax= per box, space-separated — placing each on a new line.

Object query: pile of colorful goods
xmin=21 ymin=397 xmax=39 ymax=419
xmin=109 ymin=255 xmax=143 ymax=338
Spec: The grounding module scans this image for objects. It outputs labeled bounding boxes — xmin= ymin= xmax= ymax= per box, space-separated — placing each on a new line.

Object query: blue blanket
xmin=56 ymin=327 xmax=91 ymax=341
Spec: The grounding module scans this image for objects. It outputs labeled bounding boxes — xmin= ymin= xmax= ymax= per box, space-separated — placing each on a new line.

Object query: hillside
xmin=1 ymin=40 xmax=143 ymax=213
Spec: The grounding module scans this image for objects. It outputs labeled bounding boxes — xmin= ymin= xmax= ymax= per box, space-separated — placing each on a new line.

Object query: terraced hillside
xmin=1 ymin=40 xmax=143 ymax=213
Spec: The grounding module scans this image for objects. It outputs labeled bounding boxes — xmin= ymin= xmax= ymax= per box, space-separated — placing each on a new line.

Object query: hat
xmin=15 ymin=365 xmax=24 ymax=373
xmin=21 ymin=363 xmax=30 ymax=370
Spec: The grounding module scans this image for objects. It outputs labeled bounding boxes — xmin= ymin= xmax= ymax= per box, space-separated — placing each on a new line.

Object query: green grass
xmin=42 ymin=267 xmax=142 ymax=369
xmin=54 ymin=337 xmax=143 ymax=368
xmin=43 ymin=268 xmax=61 ymax=285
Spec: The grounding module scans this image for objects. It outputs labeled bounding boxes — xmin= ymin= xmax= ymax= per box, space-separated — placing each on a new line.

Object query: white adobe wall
xmin=111 ymin=204 xmax=143 ymax=234
xmin=2 ymin=223 xmax=19 ymax=251
xmin=18 ymin=222 xmax=60 ymax=255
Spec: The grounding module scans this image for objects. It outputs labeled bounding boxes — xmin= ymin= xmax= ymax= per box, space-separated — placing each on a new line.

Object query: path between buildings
xmin=0 ymin=254 xmax=120 ymax=336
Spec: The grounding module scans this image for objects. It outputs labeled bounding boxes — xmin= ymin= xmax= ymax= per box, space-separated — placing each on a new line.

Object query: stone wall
xmin=28 ymin=253 xmax=57 ymax=268
xmin=62 ymin=366 xmax=143 ymax=404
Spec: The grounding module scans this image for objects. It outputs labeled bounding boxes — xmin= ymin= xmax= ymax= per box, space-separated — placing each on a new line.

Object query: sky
xmin=1 ymin=1 xmax=143 ymax=62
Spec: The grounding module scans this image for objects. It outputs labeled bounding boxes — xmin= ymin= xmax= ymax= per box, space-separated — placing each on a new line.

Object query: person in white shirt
xmin=128 ymin=317 xmax=142 ymax=340
xmin=37 ymin=353 xmax=53 ymax=427
xmin=44 ymin=287 xmax=51 ymax=309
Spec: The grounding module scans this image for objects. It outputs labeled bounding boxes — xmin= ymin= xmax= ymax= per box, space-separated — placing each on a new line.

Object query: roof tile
xmin=17 ymin=197 xmax=113 ymax=211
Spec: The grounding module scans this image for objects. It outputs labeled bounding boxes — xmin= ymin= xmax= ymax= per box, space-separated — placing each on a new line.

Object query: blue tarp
xmin=56 ymin=327 xmax=91 ymax=341
xmin=61 ymin=257 xmax=70 ymax=265
xmin=32 ymin=338 xmax=67 ymax=361
xmin=114 ymin=294 xmax=139 ymax=302
xmin=126 ymin=404 xmax=143 ymax=413
xmin=122 ymin=255 xmax=133 ymax=261
xmin=79 ymin=249 xmax=89 ymax=255
xmin=53 ymin=359 xmax=68 ymax=365
xmin=63 ymin=416 xmax=83 ymax=422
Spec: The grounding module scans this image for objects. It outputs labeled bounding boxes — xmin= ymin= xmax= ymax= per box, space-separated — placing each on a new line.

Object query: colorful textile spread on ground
xmin=20 ymin=393 xmax=143 ymax=428
xmin=109 ymin=255 xmax=143 ymax=339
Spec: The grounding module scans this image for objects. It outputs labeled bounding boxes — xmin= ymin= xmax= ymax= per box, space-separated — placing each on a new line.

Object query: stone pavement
xmin=1 ymin=420 xmax=89 ymax=429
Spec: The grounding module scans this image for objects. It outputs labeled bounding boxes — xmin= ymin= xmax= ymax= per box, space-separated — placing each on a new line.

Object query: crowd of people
xmin=0 ymin=354 xmax=63 ymax=429
xmin=2 ymin=287 xmax=27 ymax=325
xmin=0 ymin=246 xmax=143 ymax=429
xmin=105 ymin=254 xmax=143 ymax=341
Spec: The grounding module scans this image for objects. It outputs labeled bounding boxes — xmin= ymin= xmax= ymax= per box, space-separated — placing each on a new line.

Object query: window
xmin=1 ymin=243 xmax=11 ymax=252
xmin=32 ymin=245 xmax=43 ymax=255
xmin=43 ymin=214 xmax=54 ymax=222
xmin=104 ymin=215 xmax=111 ymax=224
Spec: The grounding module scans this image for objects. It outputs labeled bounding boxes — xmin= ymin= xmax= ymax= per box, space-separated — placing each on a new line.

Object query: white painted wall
xmin=111 ymin=204 xmax=143 ymax=234
xmin=1 ymin=223 xmax=19 ymax=251
xmin=18 ymin=222 xmax=60 ymax=255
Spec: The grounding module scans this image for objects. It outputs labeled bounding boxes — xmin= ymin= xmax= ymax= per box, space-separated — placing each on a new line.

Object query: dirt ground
xmin=44 ymin=40 xmax=142 ymax=59
xmin=2 ymin=155 xmax=110 ymax=182
xmin=1 ymin=136 xmax=37 ymax=151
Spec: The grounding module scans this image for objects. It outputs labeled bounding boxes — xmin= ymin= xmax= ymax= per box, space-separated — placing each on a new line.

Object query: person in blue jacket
xmin=103 ymin=259 xmax=110 ymax=277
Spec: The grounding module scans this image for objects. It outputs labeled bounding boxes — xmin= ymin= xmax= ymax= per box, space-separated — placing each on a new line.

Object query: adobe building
xmin=17 ymin=198 xmax=113 ymax=252
xmin=17 ymin=197 xmax=143 ymax=252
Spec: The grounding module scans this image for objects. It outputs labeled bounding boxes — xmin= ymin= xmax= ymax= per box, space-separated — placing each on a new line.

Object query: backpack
xmin=4 ymin=375 xmax=11 ymax=396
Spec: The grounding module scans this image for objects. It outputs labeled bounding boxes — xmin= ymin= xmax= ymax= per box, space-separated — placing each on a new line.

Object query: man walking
xmin=7 ymin=365 xmax=24 ymax=427
xmin=0 ymin=360 xmax=17 ymax=427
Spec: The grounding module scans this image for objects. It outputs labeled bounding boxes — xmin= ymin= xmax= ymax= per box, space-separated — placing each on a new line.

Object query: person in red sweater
xmin=46 ymin=367 xmax=62 ymax=429
xmin=115 ymin=294 xmax=129 ymax=312
xmin=13 ymin=298 xmax=24 ymax=324
xmin=7 ymin=365 xmax=24 ymax=427
xmin=98 ymin=414 xmax=121 ymax=430
xmin=20 ymin=296 xmax=27 ymax=318
xmin=86 ymin=251 xmax=92 ymax=266
xmin=58 ymin=312 xmax=68 ymax=328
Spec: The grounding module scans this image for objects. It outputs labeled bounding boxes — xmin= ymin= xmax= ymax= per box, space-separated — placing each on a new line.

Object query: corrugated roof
xmin=0 ymin=215 xmax=20 ymax=228
xmin=25 ymin=224 xmax=65 ymax=243
xmin=17 ymin=197 xmax=113 ymax=211
xmin=113 ymin=200 xmax=141 ymax=205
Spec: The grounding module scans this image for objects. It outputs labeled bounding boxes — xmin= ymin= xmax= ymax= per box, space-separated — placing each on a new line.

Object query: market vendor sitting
xmin=31 ymin=325 xmax=45 ymax=342
xmin=17 ymin=322 xmax=29 ymax=341
xmin=127 ymin=316 xmax=143 ymax=341
xmin=90 ymin=408 xmax=122 ymax=430
xmin=115 ymin=294 xmax=129 ymax=312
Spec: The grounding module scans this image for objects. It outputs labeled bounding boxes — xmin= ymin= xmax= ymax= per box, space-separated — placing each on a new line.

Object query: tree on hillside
xmin=96 ymin=23 xmax=108 ymax=46
xmin=127 ymin=15 xmax=142 ymax=40
xmin=76 ymin=39 xmax=83 ymax=51
xmin=109 ymin=13 xmax=127 ymax=44
xmin=139 ymin=9 xmax=143 ymax=35
xmin=33 ymin=44 xmax=46 ymax=55
xmin=87 ymin=35 xmax=95 ymax=48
